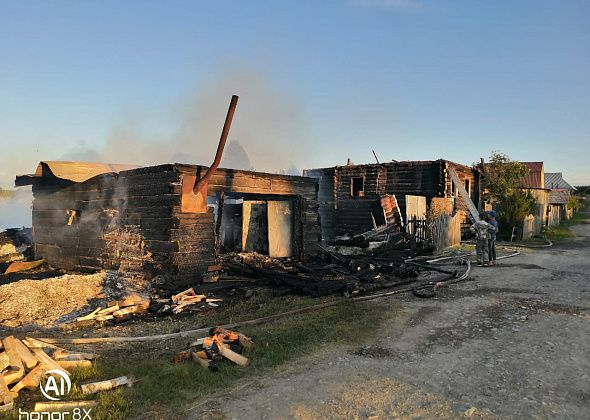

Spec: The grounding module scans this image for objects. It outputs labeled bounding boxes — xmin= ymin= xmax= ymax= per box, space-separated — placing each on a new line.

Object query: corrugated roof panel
xmin=549 ymin=190 xmax=570 ymax=204
xmin=520 ymin=162 xmax=544 ymax=188
xmin=545 ymin=172 xmax=575 ymax=190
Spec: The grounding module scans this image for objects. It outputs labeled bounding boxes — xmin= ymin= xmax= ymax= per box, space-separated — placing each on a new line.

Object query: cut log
xmin=0 ymin=353 xmax=9 ymax=372
xmin=22 ymin=337 xmax=60 ymax=350
xmin=219 ymin=345 xmax=249 ymax=366
xmin=57 ymin=360 xmax=93 ymax=370
xmin=80 ymin=376 xmax=135 ymax=394
xmin=238 ymin=334 xmax=255 ymax=350
xmin=172 ymin=299 xmax=204 ymax=314
xmin=53 ymin=351 xmax=97 ymax=361
xmin=13 ymin=338 xmax=38 ymax=370
xmin=97 ymin=306 xmax=119 ymax=315
xmin=117 ymin=294 xmax=150 ymax=308
xmin=172 ymin=288 xmax=195 ymax=303
xmin=34 ymin=400 xmax=98 ymax=412
xmin=191 ymin=352 xmax=216 ymax=371
xmin=32 ymin=348 xmax=68 ymax=373
xmin=10 ymin=364 xmax=46 ymax=393
xmin=76 ymin=307 xmax=102 ymax=322
xmin=112 ymin=306 xmax=146 ymax=317
xmin=0 ymin=375 xmax=14 ymax=406
xmin=2 ymin=337 xmax=24 ymax=384
xmin=2 ymin=367 xmax=23 ymax=386
xmin=178 ymin=294 xmax=206 ymax=302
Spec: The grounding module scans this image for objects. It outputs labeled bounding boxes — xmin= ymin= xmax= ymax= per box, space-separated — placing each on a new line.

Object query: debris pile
xmin=218 ymin=243 xmax=441 ymax=298
xmin=174 ymin=327 xmax=253 ymax=370
xmin=63 ymin=293 xmax=150 ymax=329
xmin=63 ymin=289 xmax=224 ymax=329
xmin=169 ymin=288 xmax=223 ymax=314
xmin=0 ymin=228 xmax=41 ymax=277
xmin=0 ymin=336 xmax=101 ymax=411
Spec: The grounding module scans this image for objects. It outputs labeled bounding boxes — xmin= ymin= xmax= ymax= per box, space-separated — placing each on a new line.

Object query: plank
xmin=0 ymin=375 xmax=14 ymax=406
xmin=12 ymin=338 xmax=38 ymax=370
xmin=10 ymin=364 xmax=46 ymax=393
xmin=2 ymin=337 xmax=24 ymax=385
xmin=32 ymin=348 xmax=68 ymax=374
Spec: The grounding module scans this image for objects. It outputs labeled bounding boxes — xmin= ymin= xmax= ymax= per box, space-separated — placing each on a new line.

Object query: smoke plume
xmin=56 ymin=67 xmax=308 ymax=173
xmin=0 ymin=66 xmax=308 ymax=229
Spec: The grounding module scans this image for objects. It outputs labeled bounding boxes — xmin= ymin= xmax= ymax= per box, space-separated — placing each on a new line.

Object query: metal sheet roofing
xmin=549 ymin=190 xmax=570 ymax=204
xmin=520 ymin=162 xmax=544 ymax=189
xmin=545 ymin=172 xmax=575 ymax=191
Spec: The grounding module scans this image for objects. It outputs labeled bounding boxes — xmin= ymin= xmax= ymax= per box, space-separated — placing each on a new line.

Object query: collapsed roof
xmin=15 ymin=161 xmax=142 ymax=187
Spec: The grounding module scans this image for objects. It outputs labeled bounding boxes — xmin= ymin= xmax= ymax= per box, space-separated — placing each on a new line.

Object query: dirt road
xmin=194 ymin=217 xmax=590 ymax=419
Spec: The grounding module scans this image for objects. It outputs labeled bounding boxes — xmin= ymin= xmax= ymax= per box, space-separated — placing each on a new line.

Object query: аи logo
xmin=40 ymin=369 xmax=72 ymax=401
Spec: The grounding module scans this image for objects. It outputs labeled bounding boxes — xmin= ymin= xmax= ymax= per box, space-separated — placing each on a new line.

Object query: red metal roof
xmin=520 ymin=162 xmax=544 ymax=189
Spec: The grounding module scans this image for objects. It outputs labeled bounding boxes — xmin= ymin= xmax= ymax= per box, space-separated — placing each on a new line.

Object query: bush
xmin=481 ymin=152 xmax=536 ymax=237
xmin=567 ymin=195 xmax=580 ymax=211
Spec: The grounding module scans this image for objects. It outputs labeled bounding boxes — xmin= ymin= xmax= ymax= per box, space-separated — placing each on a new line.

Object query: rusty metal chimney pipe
xmin=193 ymin=95 xmax=239 ymax=193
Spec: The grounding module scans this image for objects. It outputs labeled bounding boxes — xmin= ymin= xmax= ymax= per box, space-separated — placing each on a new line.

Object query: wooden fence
xmin=430 ymin=213 xmax=462 ymax=252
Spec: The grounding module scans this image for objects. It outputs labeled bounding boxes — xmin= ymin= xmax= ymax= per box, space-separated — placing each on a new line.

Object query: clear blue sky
xmin=1 ymin=0 xmax=589 ymax=188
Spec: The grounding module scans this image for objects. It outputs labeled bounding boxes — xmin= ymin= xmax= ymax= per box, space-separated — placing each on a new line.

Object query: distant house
xmin=545 ymin=172 xmax=576 ymax=224
xmin=545 ymin=172 xmax=575 ymax=191
xmin=518 ymin=162 xmax=550 ymax=239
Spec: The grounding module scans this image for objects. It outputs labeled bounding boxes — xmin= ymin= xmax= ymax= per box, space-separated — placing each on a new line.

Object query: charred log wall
xmin=31 ymin=164 xmax=180 ymax=285
xmin=174 ymin=165 xmax=320 ymax=274
xmin=302 ymin=168 xmax=336 ymax=242
xmin=30 ymin=164 xmax=321 ymax=290
xmin=383 ymin=161 xmax=441 ymax=215
xmin=303 ymin=160 xmax=479 ymax=240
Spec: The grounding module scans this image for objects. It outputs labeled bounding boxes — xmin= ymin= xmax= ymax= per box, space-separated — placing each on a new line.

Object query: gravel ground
xmin=193 ymin=216 xmax=590 ymax=419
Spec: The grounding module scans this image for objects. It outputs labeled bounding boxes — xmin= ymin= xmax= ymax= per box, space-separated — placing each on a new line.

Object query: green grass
xmin=2 ymin=295 xmax=395 ymax=419
xmin=544 ymin=202 xmax=589 ymax=240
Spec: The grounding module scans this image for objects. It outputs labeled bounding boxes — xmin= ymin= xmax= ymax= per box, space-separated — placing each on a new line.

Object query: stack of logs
xmin=64 ymin=293 xmax=151 ymax=329
xmin=170 ymin=288 xmax=223 ymax=314
xmin=64 ymin=289 xmax=224 ymax=329
xmin=174 ymin=327 xmax=253 ymax=370
xmin=0 ymin=336 xmax=117 ymax=412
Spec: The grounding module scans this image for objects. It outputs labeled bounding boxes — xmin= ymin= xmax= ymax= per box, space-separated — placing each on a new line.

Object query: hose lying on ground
xmin=36 ymin=262 xmax=473 ymax=346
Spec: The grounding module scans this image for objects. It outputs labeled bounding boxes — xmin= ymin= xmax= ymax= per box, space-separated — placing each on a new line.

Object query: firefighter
xmin=470 ymin=211 xmax=492 ymax=266
xmin=488 ymin=210 xmax=498 ymax=266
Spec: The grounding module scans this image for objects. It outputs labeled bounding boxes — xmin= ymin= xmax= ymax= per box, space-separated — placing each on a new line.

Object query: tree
xmin=481 ymin=152 xmax=528 ymax=202
xmin=481 ymin=152 xmax=536 ymax=236
xmin=567 ymin=195 xmax=580 ymax=211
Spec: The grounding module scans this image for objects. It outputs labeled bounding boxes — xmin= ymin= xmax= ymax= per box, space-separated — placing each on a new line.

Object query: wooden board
xmin=267 ymin=200 xmax=294 ymax=258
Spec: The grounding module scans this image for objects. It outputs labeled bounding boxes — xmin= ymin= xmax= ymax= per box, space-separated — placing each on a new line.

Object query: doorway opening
xmin=219 ymin=195 xmax=297 ymax=258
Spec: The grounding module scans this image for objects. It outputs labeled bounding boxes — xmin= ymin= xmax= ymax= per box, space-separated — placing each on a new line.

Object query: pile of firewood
xmin=0 ymin=336 xmax=132 ymax=412
xmin=174 ymin=327 xmax=253 ymax=371
xmin=170 ymin=288 xmax=223 ymax=314
xmin=63 ymin=289 xmax=224 ymax=329
xmin=63 ymin=294 xmax=151 ymax=329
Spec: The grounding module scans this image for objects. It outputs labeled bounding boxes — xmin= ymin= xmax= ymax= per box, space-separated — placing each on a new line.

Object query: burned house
xmin=15 ymin=161 xmax=321 ymax=290
xmin=303 ymin=159 xmax=479 ymax=241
